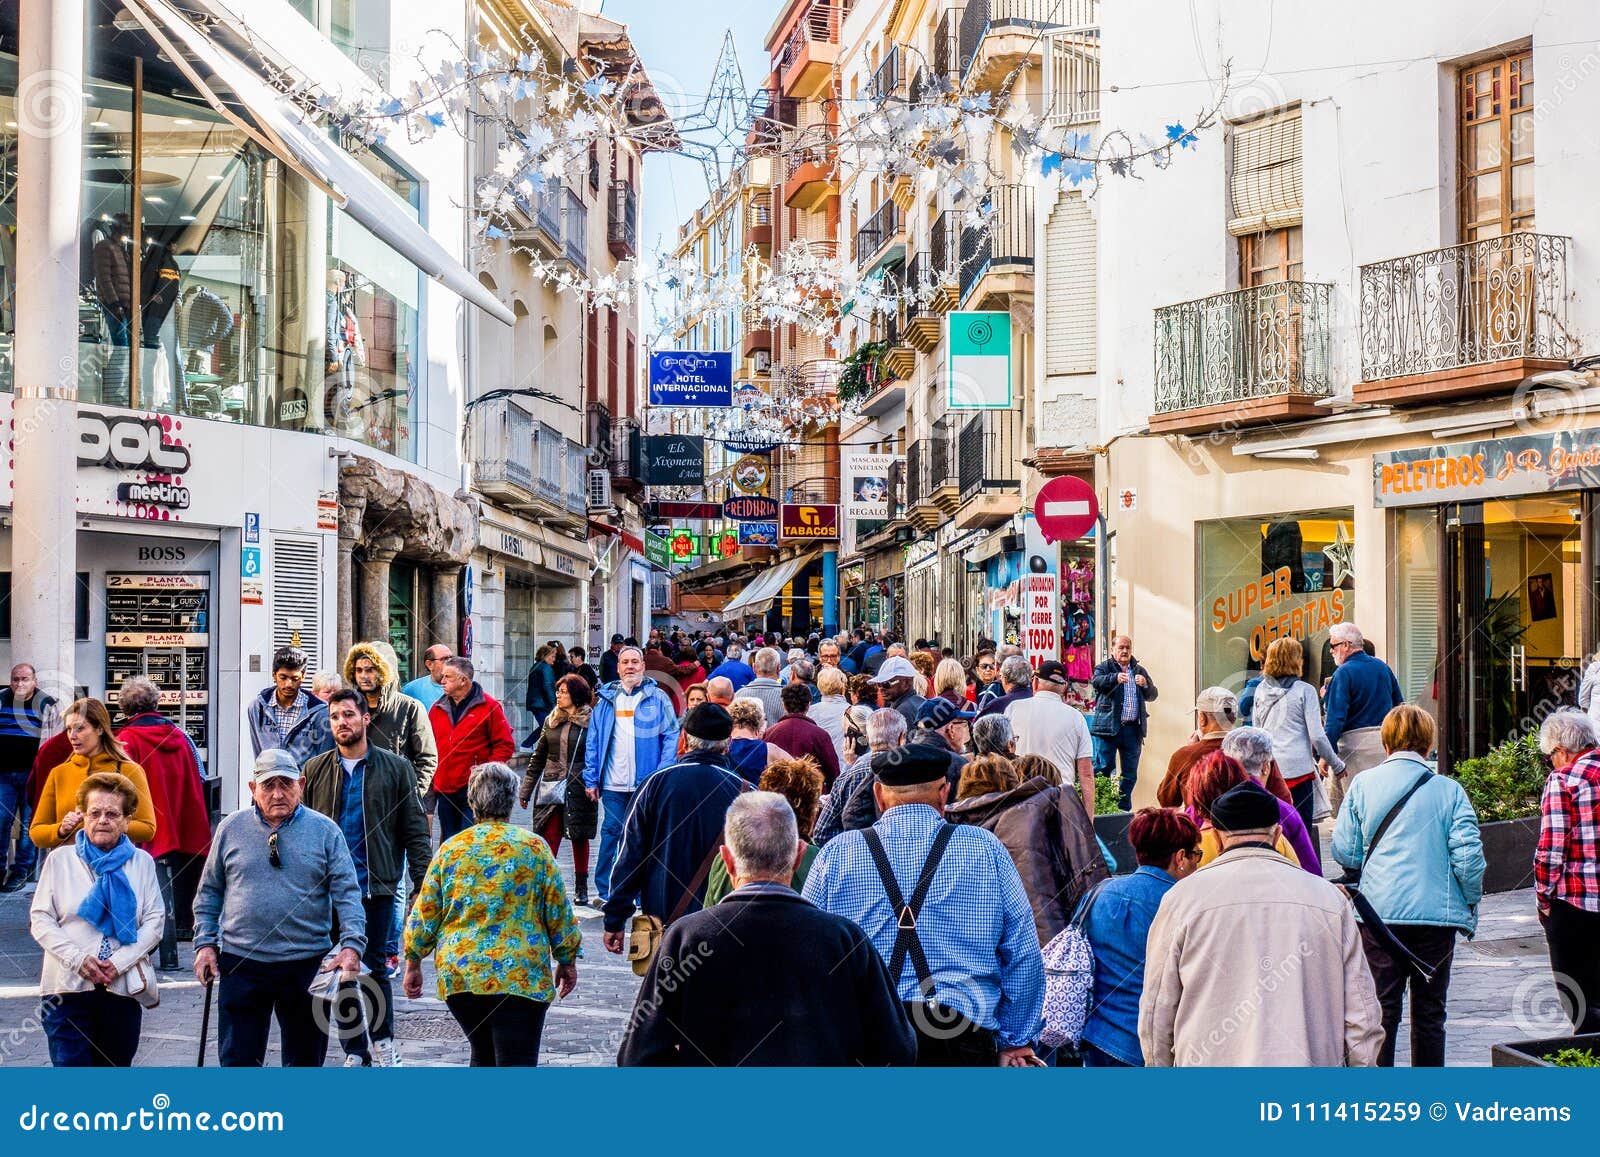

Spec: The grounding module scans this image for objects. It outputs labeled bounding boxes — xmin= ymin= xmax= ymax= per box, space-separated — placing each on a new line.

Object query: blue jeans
xmin=42 ymin=989 xmax=142 ymax=1067
xmin=1092 ymin=721 xmax=1144 ymax=810
xmin=595 ymin=788 xmax=634 ymax=902
xmin=434 ymin=789 xmax=472 ymax=844
xmin=0 ymin=771 xmax=36 ymax=875
xmin=1081 ymin=1040 xmax=1136 ymax=1067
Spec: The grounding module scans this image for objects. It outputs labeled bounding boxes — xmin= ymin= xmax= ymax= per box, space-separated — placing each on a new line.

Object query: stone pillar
xmin=11 ymin=0 xmax=82 ymax=697
xmin=429 ymin=565 xmax=460 ymax=655
xmin=358 ymin=534 xmax=404 ymax=645
xmin=335 ymin=493 xmax=367 ymax=661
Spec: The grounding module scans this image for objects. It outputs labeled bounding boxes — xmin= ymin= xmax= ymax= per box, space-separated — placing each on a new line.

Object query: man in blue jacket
xmin=584 ymin=647 xmax=680 ymax=907
xmin=707 ymin=642 xmax=756 ymax=692
xmin=246 ymin=646 xmax=333 ymax=767
xmin=601 ymin=703 xmax=748 ymax=952
xmin=1322 ymin=623 xmax=1404 ymax=816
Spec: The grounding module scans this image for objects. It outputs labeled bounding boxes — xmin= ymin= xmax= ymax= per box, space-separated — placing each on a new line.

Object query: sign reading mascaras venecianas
xmin=1373 ymin=431 xmax=1600 ymax=507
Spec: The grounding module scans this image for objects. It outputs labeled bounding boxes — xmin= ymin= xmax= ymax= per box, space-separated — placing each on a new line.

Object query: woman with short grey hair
xmin=403 ymin=760 xmax=581 ymax=1066
xmin=117 ymin=676 xmax=162 ymax=717
xmin=307 ymin=670 xmax=344 ymax=702
xmin=971 ymin=714 xmax=1014 ymax=758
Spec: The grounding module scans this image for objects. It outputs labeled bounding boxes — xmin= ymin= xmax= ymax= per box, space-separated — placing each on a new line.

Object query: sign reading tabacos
xmin=1211 ymin=565 xmax=1346 ymax=661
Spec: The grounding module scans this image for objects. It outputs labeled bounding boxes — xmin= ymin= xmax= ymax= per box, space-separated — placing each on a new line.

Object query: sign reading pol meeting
xmin=648 ymin=351 xmax=734 ymax=407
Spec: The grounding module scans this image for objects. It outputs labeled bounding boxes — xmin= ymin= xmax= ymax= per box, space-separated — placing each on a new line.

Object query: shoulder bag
xmin=536 ymin=723 xmax=586 ymax=809
xmin=1039 ymin=878 xmax=1111 ymax=1049
xmin=1338 ymin=765 xmax=1439 ymax=983
xmin=626 ymin=843 xmax=720 ymax=978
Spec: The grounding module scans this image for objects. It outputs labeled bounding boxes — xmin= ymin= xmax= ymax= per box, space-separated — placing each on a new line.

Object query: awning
xmin=722 ymin=552 xmax=817 ymax=619
xmin=125 ymin=0 xmax=515 ymax=327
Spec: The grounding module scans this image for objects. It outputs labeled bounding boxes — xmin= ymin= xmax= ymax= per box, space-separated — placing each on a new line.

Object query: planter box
xmin=1491 ymin=1032 xmax=1600 ymax=1067
xmin=1479 ymin=815 xmax=1539 ymax=894
xmin=1094 ymin=812 xmax=1136 ymax=876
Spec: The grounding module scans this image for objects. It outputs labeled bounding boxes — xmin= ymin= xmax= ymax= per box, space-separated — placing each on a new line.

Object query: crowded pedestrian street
xmin=2 ymin=0 xmax=1599 ymax=1104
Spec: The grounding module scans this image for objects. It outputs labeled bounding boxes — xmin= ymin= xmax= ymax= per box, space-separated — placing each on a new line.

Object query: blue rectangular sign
xmin=736 ymin=521 xmax=778 ymax=547
xmin=648 ymin=351 xmax=734 ymax=407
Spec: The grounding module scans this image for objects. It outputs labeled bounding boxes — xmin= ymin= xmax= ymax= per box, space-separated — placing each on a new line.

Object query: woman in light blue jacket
xmin=1331 ymin=705 xmax=1485 ymax=1068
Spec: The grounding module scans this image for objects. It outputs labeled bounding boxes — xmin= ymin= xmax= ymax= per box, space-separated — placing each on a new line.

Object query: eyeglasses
xmin=267 ymin=831 xmax=282 ymax=869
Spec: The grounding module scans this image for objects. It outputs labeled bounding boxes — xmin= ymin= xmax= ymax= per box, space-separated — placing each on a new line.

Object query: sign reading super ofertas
xmin=648 ymin=351 xmax=734 ymax=407
xmin=1373 ymin=431 xmax=1600 ymax=507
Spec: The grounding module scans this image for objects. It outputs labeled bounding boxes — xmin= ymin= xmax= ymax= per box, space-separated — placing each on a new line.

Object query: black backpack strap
xmin=862 ymin=823 xmax=957 ymax=999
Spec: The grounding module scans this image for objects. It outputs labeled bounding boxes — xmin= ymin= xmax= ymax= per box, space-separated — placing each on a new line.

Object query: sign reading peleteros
xmin=1373 ymin=431 xmax=1600 ymax=507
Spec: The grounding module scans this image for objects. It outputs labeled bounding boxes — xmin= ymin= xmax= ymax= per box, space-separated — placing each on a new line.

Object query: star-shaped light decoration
xmin=1324 ymin=521 xmax=1355 ymax=588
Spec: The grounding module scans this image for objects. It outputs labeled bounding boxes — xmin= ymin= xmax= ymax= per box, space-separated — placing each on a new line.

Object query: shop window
xmin=0 ymin=573 xmax=92 ymax=640
xmin=1198 ymin=510 xmax=1355 ymax=695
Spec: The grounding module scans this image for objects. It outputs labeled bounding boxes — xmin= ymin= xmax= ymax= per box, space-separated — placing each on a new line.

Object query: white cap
xmin=870 ymin=656 xmax=919 ymax=683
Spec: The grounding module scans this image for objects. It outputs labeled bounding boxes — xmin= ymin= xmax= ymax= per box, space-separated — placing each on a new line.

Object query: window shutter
xmin=1228 ymin=107 xmax=1302 ymax=236
xmin=1045 ymin=191 xmax=1097 ymax=375
xmin=1400 ymin=571 xmax=1439 ymax=702
xmin=272 ymin=535 xmax=323 ymax=667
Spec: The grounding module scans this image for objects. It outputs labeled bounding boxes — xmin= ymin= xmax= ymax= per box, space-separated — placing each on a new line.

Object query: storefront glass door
xmin=1443 ymin=496 xmax=1586 ymax=765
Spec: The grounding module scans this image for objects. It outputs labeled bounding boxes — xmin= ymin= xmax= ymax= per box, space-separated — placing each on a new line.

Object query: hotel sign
xmin=1374 ymin=431 xmax=1600 ymax=507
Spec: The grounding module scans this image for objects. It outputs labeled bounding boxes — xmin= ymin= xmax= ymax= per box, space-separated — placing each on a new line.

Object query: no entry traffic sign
xmin=1033 ymin=475 xmax=1099 ymax=543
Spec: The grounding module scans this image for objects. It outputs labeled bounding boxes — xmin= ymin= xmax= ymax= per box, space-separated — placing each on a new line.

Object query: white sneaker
xmin=371 ymin=1038 xmax=403 ymax=1067
xmin=342 ymin=1052 xmax=367 ymax=1068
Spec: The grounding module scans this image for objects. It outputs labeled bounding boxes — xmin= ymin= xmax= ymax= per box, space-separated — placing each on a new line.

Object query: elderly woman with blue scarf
xmin=30 ymin=771 xmax=164 ymax=1066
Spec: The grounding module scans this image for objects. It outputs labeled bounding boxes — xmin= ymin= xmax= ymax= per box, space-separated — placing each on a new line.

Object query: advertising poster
xmin=737 ymin=521 xmax=778 ymax=546
xmin=1020 ymin=513 xmax=1060 ymax=669
xmin=843 ymin=451 xmax=902 ymax=520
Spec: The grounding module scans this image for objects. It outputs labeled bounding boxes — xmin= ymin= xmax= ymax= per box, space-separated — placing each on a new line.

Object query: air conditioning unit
xmin=587 ymin=469 xmax=612 ymax=510
xmin=753 ymin=350 xmax=772 ymax=374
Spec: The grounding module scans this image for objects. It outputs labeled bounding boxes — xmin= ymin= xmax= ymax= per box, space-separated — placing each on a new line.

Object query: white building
xmin=1094 ymin=0 xmax=1600 ymax=786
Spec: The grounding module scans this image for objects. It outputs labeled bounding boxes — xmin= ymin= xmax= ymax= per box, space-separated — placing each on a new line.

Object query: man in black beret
xmin=602 ymin=703 xmax=748 ymax=956
xmin=1140 ymin=778 xmax=1383 ymax=1067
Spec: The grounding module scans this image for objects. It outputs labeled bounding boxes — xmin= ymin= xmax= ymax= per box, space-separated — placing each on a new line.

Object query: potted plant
xmin=1453 ymin=732 xmax=1547 ymax=894
xmin=1491 ymin=1035 xmax=1600 ymax=1067
xmin=835 ymin=339 xmax=893 ymax=408
xmin=1091 ymin=775 xmax=1136 ymax=875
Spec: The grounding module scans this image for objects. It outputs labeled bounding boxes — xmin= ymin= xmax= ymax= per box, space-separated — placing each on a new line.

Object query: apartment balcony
xmin=854 ymin=199 xmax=905 ymax=275
xmin=744 ymin=199 xmax=773 ymax=251
xmin=1151 ymin=281 xmax=1335 ymax=435
xmin=960 ymin=184 xmax=1035 ymax=307
xmin=781 ymin=358 xmax=843 ymax=402
xmin=955 ymin=409 xmax=1024 ymax=529
xmin=871 ymin=44 xmax=907 ymax=103
xmin=1044 ymin=12 xmax=1102 ymax=128
xmin=779 ymin=0 xmax=841 ymax=100
xmin=905 ymin=432 xmax=955 ymax=531
xmin=507 ymin=178 xmax=564 ymax=259
xmin=959 ymin=0 xmax=1078 ymax=92
xmin=610 ymin=415 xmax=644 ymax=495
xmin=1355 ymin=232 xmax=1571 ymax=407
xmin=782 ymin=132 xmax=838 ymax=209
xmin=607 ymin=180 xmax=637 ymax=260
xmin=469 ymin=399 xmax=587 ymax=525
xmin=743 ymin=316 xmax=774 ymax=360
xmin=563 ymin=188 xmax=588 ymax=269
xmin=902 ymin=252 xmax=944 ymax=353
xmin=749 ymin=88 xmax=798 ymax=153
xmin=928 ymin=209 xmax=963 ymax=312
xmin=585 ymin=401 xmax=613 ymax=470
xmin=787 ymin=475 xmax=841 ymax=505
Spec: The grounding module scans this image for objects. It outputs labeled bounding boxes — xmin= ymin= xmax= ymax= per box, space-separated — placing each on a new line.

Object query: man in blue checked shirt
xmin=803 ymin=744 xmax=1045 ymax=1065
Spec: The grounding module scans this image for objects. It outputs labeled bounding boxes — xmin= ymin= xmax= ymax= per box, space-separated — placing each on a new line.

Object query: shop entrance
xmin=1442 ymin=496 xmax=1589 ymax=767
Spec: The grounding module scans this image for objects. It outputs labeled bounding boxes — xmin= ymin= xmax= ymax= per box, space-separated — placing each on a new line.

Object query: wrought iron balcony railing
xmin=1154 ymin=281 xmax=1334 ymax=413
xmin=959 ymin=0 xmax=1073 ymax=78
xmin=607 ymin=180 xmax=637 ymax=259
xmin=871 ymin=45 xmax=906 ymax=102
xmin=780 ymin=0 xmax=840 ymax=72
xmin=563 ymin=188 xmax=588 ymax=268
xmin=957 ymin=409 xmax=1024 ymax=505
xmin=960 ymin=184 xmax=1034 ymax=300
xmin=1358 ymin=232 xmax=1570 ymax=381
xmin=855 ymin=199 xmax=901 ymax=265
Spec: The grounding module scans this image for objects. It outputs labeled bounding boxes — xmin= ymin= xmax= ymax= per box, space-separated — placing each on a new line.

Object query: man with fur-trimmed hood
xmin=343 ymin=642 xmax=437 ymax=796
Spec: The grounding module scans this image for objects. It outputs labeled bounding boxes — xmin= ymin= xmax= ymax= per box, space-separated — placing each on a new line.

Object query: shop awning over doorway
xmin=721 ymin=552 xmax=817 ymax=620
xmin=123 ymin=0 xmax=516 ymax=327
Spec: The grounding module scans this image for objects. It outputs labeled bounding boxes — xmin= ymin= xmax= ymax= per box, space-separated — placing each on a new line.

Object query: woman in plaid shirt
xmin=1535 ymin=710 xmax=1600 ymax=1034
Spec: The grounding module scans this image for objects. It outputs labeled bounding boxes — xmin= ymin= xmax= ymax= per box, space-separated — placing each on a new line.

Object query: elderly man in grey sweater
xmin=194 ymin=749 xmax=365 ymax=1067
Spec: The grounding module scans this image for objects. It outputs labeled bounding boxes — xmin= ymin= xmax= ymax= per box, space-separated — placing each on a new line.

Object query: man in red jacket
xmin=114 ymin=676 xmax=213 ymax=970
xmin=428 ymin=657 xmax=515 ymax=843
xmin=763 ymin=681 xmax=842 ymax=789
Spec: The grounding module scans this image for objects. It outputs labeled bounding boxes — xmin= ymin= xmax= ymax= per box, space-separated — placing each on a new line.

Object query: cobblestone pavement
xmin=0 ymin=818 xmax=1565 ymax=1067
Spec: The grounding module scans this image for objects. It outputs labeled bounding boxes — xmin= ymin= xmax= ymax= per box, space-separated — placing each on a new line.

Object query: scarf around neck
xmin=74 ymin=831 xmax=140 ymax=943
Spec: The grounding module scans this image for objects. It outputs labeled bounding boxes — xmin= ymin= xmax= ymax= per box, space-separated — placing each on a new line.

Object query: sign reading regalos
xmin=647 ymin=351 xmax=734 ymax=407
xmin=780 ymin=503 xmax=839 ymax=541
xmin=1211 ymin=565 xmax=1347 ymax=661
xmin=723 ymin=495 xmax=779 ymax=521
xmin=1373 ymin=431 xmax=1600 ymax=507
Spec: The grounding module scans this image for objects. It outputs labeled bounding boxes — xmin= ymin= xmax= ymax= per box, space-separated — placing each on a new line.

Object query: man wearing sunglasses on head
xmin=192 ymin=748 xmax=365 ymax=1066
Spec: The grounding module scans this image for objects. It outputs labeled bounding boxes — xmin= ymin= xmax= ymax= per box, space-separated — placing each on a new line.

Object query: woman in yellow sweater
xmin=30 ymin=699 xmax=156 ymax=849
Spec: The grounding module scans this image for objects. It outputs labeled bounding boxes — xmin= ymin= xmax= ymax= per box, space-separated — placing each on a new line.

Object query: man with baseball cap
xmin=1157 ymin=686 xmax=1239 ymax=807
xmin=804 ymin=743 xmax=1044 ymax=1065
xmin=910 ymin=697 xmax=974 ymax=787
xmin=601 ymin=704 xmax=750 ymax=954
xmin=870 ymin=655 xmax=925 ymax=732
xmin=1140 ymin=780 xmax=1383 ymax=1067
xmin=1004 ymin=660 xmax=1095 ymax=809
xmin=193 ymin=749 xmax=366 ymax=1067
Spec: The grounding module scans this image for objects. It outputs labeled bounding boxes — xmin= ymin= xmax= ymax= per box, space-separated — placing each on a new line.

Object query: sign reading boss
xmin=78 ymin=413 xmax=192 ymax=473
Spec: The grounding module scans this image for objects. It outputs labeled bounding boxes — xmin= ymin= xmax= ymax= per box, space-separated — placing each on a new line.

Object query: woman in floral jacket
xmin=403 ymin=762 xmax=580 ymax=1066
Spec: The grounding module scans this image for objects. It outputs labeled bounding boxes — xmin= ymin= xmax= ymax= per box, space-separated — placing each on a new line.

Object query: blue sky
xmin=605 ymin=0 xmax=777 ymax=344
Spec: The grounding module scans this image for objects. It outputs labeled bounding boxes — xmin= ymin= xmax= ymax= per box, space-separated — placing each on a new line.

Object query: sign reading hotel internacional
xmin=780 ymin=503 xmax=840 ymax=542
xmin=723 ymin=495 xmax=779 ymax=522
xmin=1372 ymin=431 xmax=1600 ymax=507
xmin=947 ymin=310 xmax=1012 ymax=409
xmin=843 ymin=451 xmax=902 ymax=520
xmin=648 ymin=351 xmax=734 ymax=407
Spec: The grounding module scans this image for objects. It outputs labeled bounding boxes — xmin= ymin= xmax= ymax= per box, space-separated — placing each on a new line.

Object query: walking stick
xmin=197 ymin=979 xmax=214 ymax=1067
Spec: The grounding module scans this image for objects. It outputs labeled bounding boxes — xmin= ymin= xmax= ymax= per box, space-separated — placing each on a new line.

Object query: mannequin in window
xmin=92 ymin=213 xmax=135 ymax=405
xmin=325 ymin=267 xmax=366 ymax=432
